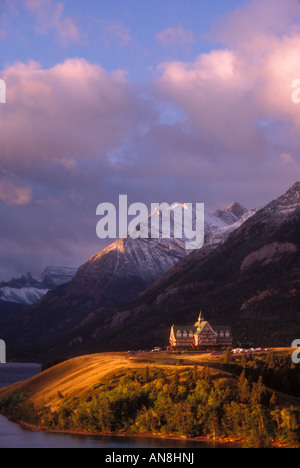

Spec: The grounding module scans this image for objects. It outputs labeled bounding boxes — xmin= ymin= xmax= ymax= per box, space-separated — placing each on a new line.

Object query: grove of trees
xmin=1 ymin=358 xmax=299 ymax=448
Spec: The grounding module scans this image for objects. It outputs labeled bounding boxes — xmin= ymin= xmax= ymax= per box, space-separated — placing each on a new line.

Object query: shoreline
xmin=4 ymin=413 xmax=242 ymax=448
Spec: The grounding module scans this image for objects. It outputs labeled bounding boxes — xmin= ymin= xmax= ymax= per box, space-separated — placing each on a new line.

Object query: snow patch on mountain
xmin=0 ymin=202 xmax=250 ymax=309
xmin=206 ymin=208 xmax=257 ymax=248
xmin=41 ymin=266 xmax=78 ymax=288
xmin=0 ymin=287 xmax=49 ymax=306
xmin=0 ymin=266 xmax=78 ymax=307
xmin=264 ymin=182 xmax=300 ymax=222
xmin=214 ymin=202 xmax=248 ymax=225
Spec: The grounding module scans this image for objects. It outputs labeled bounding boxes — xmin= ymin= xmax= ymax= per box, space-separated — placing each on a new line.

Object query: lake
xmin=0 ymin=364 xmax=232 ymax=448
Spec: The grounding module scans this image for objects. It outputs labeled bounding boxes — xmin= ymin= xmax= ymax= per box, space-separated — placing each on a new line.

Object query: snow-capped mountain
xmin=0 ymin=204 xmax=247 ymax=312
xmin=40 ymin=266 xmax=79 ymax=289
xmin=205 ymin=207 xmax=258 ymax=248
xmin=213 ymin=202 xmax=249 ymax=225
xmin=3 ymin=182 xmax=300 ymax=361
xmin=0 ymin=200 xmax=252 ymax=361
xmin=132 ymin=202 xmax=248 ymax=249
xmin=86 ymin=181 xmax=299 ymax=352
xmin=71 ymin=202 xmax=249 ymax=305
xmin=0 ymin=266 xmax=78 ymax=307
xmin=0 ymin=286 xmax=50 ymax=307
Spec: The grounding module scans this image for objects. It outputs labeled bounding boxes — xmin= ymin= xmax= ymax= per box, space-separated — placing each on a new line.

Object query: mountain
xmin=69 ymin=203 xmax=249 ymax=308
xmin=214 ymin=202 xmax=249 ymax=225
xmin=0 ymin=267 xmax=78 ymax=317
xmin=0 ymin=203 xmax=249 ymax=361
xmin=44 ymin=181 xmax=300 ymax=357
xmin=40 ymin=266 xmax=79 ymax=289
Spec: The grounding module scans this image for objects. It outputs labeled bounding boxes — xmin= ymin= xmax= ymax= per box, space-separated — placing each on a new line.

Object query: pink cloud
xmin=24 ymin=0 xmax=80 ymax=45
xmin=154 ymin=0 xmax=300 ymax=157
xmin=0 ymin=177 xmax=32 ymax=205
xmin=213 ymin=0 xmax=300 ymax=53
xmin=1 ymin=58 xmax=142 ymax=168
xmin=156 ymin=26 xmax=195 ymax=47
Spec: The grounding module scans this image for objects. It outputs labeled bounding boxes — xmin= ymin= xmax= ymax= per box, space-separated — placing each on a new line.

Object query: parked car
xmin=151 ymin=347 xmax=162 ymax=352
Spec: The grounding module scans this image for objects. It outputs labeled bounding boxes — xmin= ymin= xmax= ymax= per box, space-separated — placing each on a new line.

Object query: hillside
xmin=0 ymin=350 xmax=299 ymax=447
xmin=0 ymin=351 xmax=224 ymax=409
xmin=0 ymin=349 xmax=298 ymax=409
xmin=0 ymin=353 xmax=139 ymax=408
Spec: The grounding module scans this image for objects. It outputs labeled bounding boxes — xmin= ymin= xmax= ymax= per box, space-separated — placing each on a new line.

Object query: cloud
xmin=212 ymin=0 xmax=300 ymax=53
xmin=0 ymin=57 xmax=156 ymax=278
xmin=154 ymin=0 xmax=300 ymax=160
xmin=1 ymin=58 xmax=145 ymax=169
xmin=24 ymin=0 xmax=80 ymax=45
xmin=156 ymin=26 xmax=195 ymax=48
xmin=280 ymin=153 xmax=296 ymax=165
xmin=0 ymin=177 xmax=32 ymax=205
xmin=2 ymin=0 xmax=300 ymax=280
xmin=100 ymin=21 xmax=132 ymax=48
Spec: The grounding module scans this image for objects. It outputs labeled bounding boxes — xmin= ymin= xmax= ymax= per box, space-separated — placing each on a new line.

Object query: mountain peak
xmin=229 ymin=202 xmax=248 ymax=218
xmin=286 ymin=181 xmax=300 ymax=198
xmin=213 ymin=202 xmax=248 ymax=225
xmin=263 ymin=181 xmax=300 ymax=220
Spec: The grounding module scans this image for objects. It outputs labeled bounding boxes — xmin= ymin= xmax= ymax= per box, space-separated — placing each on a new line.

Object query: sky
xmin=1 ymin=0 xmax=300 ymax=280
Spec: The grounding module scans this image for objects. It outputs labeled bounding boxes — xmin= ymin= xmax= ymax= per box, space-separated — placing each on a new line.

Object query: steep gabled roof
xmin=194 ymin=321 xmax=217 ymax=337
xmin=171 ymin=321 xmax=232 ymax=339
xmin=173 ymin=326 xmax=197 ymax=336
xmin=214 ymin=326 xmax=232 ymax=338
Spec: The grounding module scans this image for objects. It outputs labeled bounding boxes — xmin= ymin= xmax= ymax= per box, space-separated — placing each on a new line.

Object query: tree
xmin=266 ymin=352 xmax=275 ymax=369
xmin=250 ymin=376 xmax=268 ymax=406
xmin=241 ymin=352 xmax=247 ymax=368
xmin=244 ymin=405 xmax=273 ymax=448
xmin=169 ymin=370 xmax=180 ymax=399
xmin=224 ymin=347 xmax=232 ymax=365
xmin=238 ymin=370 xmax=250 ymax=403
xmin=269 ymin=393 xmax=277 ymax=408
xmin=279 ymin=407 xmax=299 ymax=447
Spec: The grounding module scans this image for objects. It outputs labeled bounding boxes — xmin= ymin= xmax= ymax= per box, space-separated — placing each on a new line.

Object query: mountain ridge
xmin=0 ymin=266 xmax=78 ymax=307
xmin=57 ymin=181 xmax=300 ymax=356
xmin=0 ymin=201 xmax=251 ymax=361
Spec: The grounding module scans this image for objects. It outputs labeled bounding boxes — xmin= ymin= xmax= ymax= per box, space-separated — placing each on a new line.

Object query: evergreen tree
xmin=224 ymin=347 xmax=232 ymax=365
xmin=238 ymin=370 xmax=250 ymax=403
